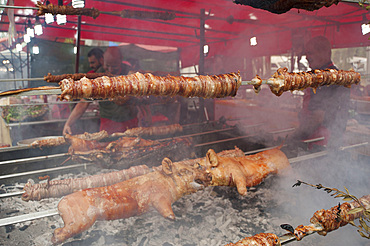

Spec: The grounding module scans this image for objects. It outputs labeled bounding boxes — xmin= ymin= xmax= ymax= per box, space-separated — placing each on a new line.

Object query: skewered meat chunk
xmin=200 ymin=147 xmax=290 ymax=196
xmin=291 ymin=194 xmax=370 ymax=240
xmin=51 ymin=158 xmax=211 ymax=244
xmin=36 ymin=1 xmax=100 ymax=18
xmin=258 ymin=67 xmax=361 ymax=96
xmin=224 ymin=232 xmax=281 ymax=246
xmin=44 ymin=72 xmax=111 ymax=83
xmin=310 ymin=194 xmax=370 ymax=236
xmin=58 ymin=72 xmax=242 ymax=100
xmin=21 ymin=165 xmax=151 ymax=201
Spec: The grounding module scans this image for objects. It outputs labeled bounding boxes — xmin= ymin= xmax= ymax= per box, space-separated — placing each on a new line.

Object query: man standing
xmin=294 ymin=36 xmax=350 ymax=149
xmin=63 ymin=47 xmax=137 ymax=135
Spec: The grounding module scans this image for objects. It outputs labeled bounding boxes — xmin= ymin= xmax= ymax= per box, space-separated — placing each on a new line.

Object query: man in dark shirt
xmin=294 ymin=36 xmax=350 ymax=149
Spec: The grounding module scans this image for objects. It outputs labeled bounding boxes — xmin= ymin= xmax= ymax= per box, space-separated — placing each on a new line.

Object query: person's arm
xmin=63 ymin=100 xmax=91 ymax=135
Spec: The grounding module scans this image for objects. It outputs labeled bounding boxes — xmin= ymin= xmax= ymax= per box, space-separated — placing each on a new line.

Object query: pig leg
xmin=51 ymin=193 xmax=97 ymax=244
xmin=151 ymin=195 xmax=176 ymax=220
xmin=232 ymin=174 xmax=248 ymax=196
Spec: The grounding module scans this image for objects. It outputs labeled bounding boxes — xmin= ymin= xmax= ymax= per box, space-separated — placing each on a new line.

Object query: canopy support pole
xmin=75 ymin=16 xmax=82 ymax=73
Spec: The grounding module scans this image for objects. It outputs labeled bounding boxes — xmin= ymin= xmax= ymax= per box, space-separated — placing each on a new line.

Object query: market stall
xmin=0 ymin=1 xmax=369 ymax=245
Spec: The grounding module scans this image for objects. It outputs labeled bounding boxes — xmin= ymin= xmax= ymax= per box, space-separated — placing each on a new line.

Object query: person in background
xmin=63 ymin=46 xmax=138 ymax=135
xmin=293 ymin=35 xmax=351 ymax=150
xmin=87 ymin=47 xmax=104 ymax=73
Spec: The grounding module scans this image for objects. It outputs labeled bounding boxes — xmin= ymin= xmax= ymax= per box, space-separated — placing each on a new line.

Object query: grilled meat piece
xmin=224 ymin=232 xmax=281 ymax=246
xmin=310 ymin=194 xmax=370 ymax=236
xmin=290 ymin=194 xmax=370 ymax=240
xmin=59 ymin=72 xmax=242 ymax=100
xmin=51 ymin=158 xmax=211 ymax=244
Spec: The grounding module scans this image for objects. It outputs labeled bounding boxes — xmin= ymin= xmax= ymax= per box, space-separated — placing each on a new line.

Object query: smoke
xmin=268 ymin=151 xmax=370 ymax=245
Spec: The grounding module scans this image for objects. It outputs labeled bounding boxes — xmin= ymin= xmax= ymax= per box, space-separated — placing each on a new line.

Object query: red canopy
xmin=1 ymin=0 xmax=369 ymax=68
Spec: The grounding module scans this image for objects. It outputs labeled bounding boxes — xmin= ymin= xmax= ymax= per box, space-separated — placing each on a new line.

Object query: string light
xmin=56 ymin=0 xmax=67 ymax=25
xmin=23 ymin=34 xmax=31 ymax=43
xmin=45 ymin=0 xmax=54 ymax=24
xmin=45 ymin=13 xmax=54 ymax=24
xmin=26 ymin=20 xmax=34 ymax=38
xmin=16 ymin=43 xmax=22 ymax=52
xmin=250 ymin=36 xmax=257 ymax=46
xmin=34 ymin=16 xmax=43 ymax=36
xmin=32 ymin=45 xmax=39 ymax=55
xmin=72 ymin=0 xmax=85 ymax=8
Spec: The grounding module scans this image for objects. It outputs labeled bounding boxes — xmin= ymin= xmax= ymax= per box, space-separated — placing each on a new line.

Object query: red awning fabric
xmin=1 ymin=0 xmax=369 ymax=68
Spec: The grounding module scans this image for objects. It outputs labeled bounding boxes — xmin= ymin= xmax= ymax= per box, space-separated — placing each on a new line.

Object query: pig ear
xmin=206 ymin=149 xmax=219 ymax=167
xmin=162 ymin=157 xmax=173 ymax=175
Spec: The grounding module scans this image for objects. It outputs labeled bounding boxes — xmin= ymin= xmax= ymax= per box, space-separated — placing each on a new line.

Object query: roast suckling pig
xmin=22 ymin=147 xmax=244 ymax=201
xmin=200 ymin=147 xmax=290 ymax=196
xmin=253 ymin=68 xmax=361 ymax=96
xmin=65 ymin=134 xmax=192 ymax=168
xmin=112 ymin=123 xmax=183 ymax=138
xmin=51 ymin=157 xmax=211 ymax=244
xmin=224 ymin=232 xmax=281 ymax=246
xmin=58 ymin=71 xmax=242 ymax=100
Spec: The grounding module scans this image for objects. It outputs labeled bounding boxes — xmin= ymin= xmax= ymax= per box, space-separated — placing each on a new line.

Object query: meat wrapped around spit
xmin=36 ymin=1 xmax=100 ymax=18
xmin=291 ymin=194 xmax=370 ymax=240
xmin=44 ymin=72 xmax=111 ymax=83
xmin=200 ymin=147 xmax=290 ymax=196
xmin=51 ymin=158 xmax=211 ymax=244
xmin=224 ymin=232 xmax=281 ymax=246
xmin=59 ymin=72 xmax=242 ymax=100
xmin=253 ymin=68 xmax=361 ymax=96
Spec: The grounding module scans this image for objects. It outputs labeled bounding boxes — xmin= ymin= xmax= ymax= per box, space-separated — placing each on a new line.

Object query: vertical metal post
xmin=199 ymin=9 xmax=205 ymax=75
xmin=75 ymin=15 xmax=82 ymax=73
xmin=198 ymin=9 xmax=206 ymax=122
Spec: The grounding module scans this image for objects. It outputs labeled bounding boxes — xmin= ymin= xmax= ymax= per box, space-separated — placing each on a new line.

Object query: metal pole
xmin=198 ymin=9 xmax=206 ymax=122
xmin=75 ymin=15 xmax=82 ymax=73
xmin=26 ymin=42 xmax=30 ymax=87
xmin=199 ymin=9 xmax=205 ymax=75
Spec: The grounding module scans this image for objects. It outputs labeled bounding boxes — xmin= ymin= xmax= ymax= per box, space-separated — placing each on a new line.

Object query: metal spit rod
xmin=0 ymin=163 xmax=92 ymax=180
xmin=0 ymin=153 xmax=68 ymax=166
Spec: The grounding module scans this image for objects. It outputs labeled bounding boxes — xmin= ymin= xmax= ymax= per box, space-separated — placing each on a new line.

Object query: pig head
xmin=200 ymin=147 xmax=290 ymax=196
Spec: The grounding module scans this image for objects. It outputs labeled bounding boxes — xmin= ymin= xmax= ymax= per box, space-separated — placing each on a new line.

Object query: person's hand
xmin=63 ymin=124 xmax=72 ymax=135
